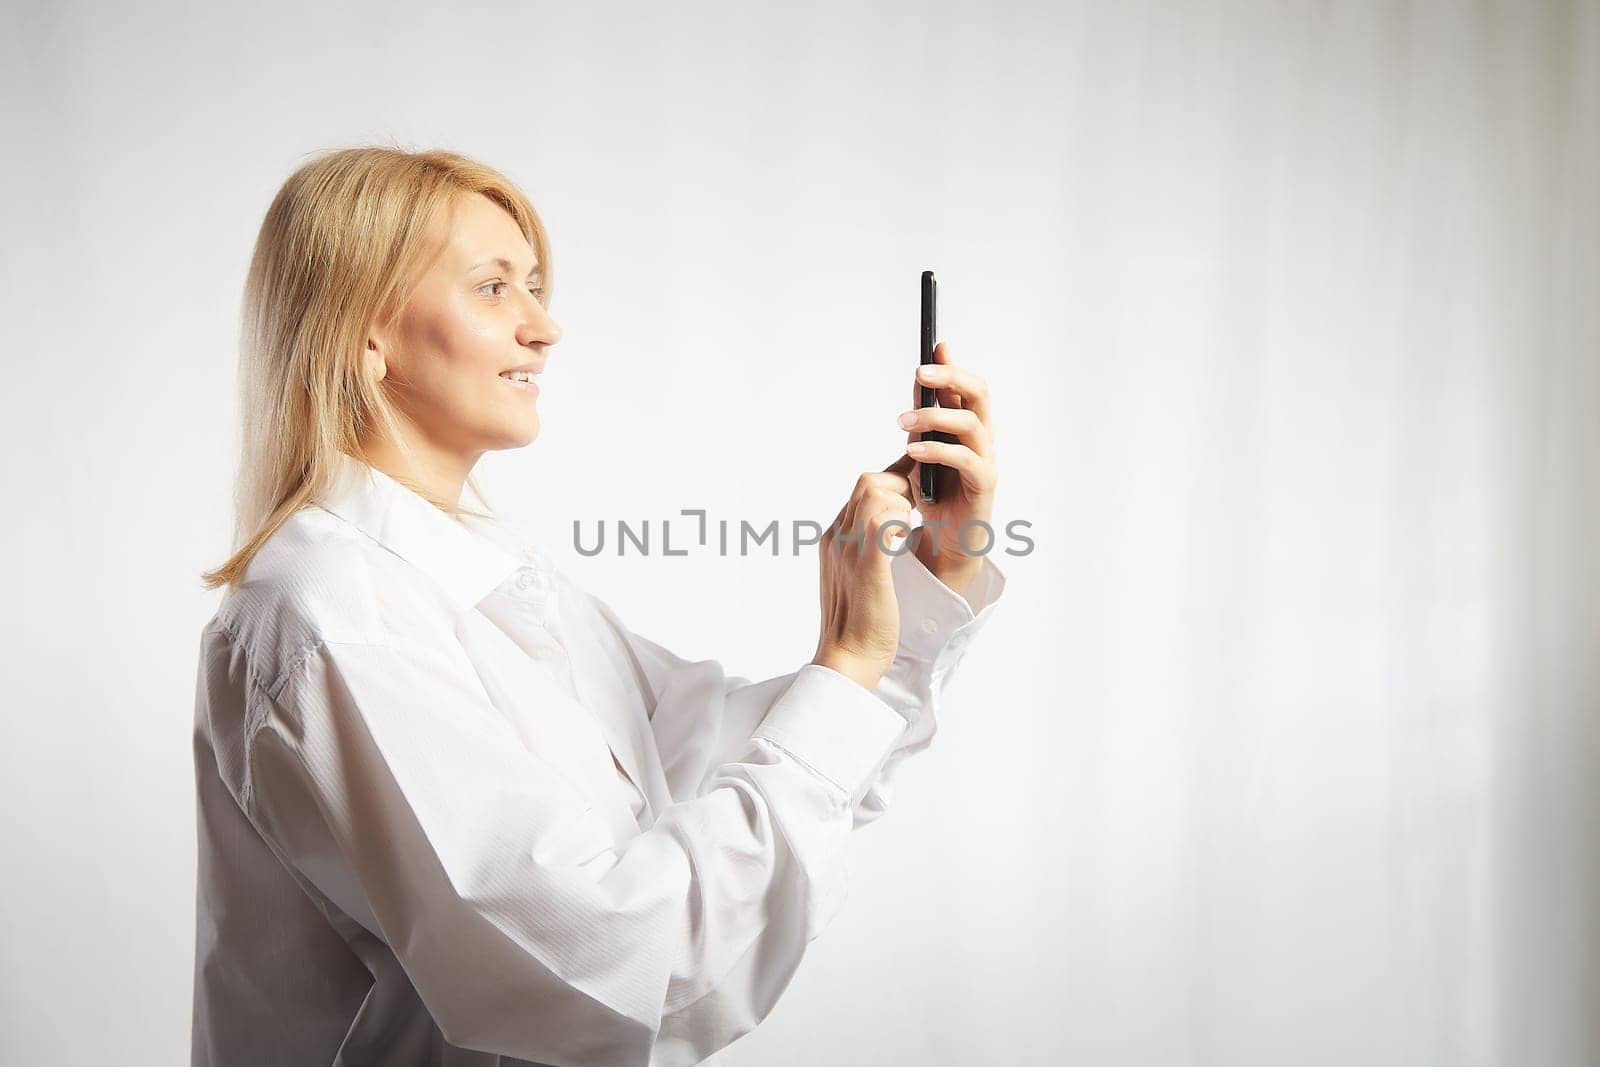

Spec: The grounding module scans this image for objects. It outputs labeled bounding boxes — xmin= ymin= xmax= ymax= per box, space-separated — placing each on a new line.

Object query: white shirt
xmin=191 ymin=452 xmax=1007 ymax=1067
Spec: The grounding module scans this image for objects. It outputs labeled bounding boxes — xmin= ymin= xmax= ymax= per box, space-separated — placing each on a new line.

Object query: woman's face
xmin=368 ymin=192 xmax=561 ymax=460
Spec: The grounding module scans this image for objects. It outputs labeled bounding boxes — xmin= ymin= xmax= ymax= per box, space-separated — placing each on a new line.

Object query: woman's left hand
xmin=898 ymin=341 xmax=998 ymax=585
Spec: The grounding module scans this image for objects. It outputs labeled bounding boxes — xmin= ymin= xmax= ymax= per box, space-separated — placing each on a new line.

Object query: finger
xmin=932 ymin=341 xmax=965 ymax=410
xmin=899 ymin=404 xmax=928 ymax=508
xmin=905 ymin=438 xmax=993 ymax=488
xmin=861 ymin=489 xmax=913 ymax=533
xmin=838 ymin=472 xmax=886 ymax=557
xmin=900 ymin=406 xmax=991 ymax=458
xmin=911 ymin=350 xmax=958 ymax=439
xmin=859 ymin=492 xmax=916 ymax=560
xmin=911 ymin=369 xmax=930 ymax=442
xmin=915 ymin=344 xmax=991 ymax=426
xmin=869 ymin=458 xmax=917 ymax=509
xmin=909 ymin=353 xmax=964 ymax=469
xmin=845 ymin=474 xmax=916 ymax=559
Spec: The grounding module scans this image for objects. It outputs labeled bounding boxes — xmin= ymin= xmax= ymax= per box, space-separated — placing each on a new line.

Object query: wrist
xmin=810 ymin=651 xmax=884 ymax=692
xmin=911 ymin=526 xmax=983 ymax=595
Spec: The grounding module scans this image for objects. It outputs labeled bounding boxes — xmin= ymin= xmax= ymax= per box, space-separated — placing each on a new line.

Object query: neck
xmin=358 ymin=433 xmax=480 ymax=507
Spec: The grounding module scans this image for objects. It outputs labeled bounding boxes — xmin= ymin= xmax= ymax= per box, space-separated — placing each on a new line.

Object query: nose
xmin=516 ymin=292 xmax=562 ymax=348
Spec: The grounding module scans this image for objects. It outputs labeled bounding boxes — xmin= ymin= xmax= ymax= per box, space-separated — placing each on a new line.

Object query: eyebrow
xmin=469 ymin=257 xmax=542 ymax=281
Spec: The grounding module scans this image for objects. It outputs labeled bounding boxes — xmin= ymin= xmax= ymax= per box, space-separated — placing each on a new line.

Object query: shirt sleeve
xmin=243 ymin=626 xmax=914 ymax=1066
xmin=592 ymin=547 xmax=1007 ymax=829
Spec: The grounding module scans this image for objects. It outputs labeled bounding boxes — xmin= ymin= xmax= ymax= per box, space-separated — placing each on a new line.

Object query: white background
xmin=2 ymin=2 xmax=1596 ymax=1064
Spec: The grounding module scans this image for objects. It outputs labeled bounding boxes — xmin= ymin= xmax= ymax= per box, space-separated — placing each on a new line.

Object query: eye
xmin=479 ymin=280 xmax=548 ymax=304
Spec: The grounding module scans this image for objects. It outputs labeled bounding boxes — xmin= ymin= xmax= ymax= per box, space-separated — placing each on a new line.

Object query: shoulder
xmin=202 ymin=505 xmax=436 ymax=697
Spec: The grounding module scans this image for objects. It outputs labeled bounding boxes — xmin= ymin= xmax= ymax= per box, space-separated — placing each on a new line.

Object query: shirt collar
xmin=313 ymin=452 xmax=530 ymax=613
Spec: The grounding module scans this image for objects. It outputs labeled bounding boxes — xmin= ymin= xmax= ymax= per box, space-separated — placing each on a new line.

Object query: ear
xmin=363 ymin=336 xmax=387 ymax=382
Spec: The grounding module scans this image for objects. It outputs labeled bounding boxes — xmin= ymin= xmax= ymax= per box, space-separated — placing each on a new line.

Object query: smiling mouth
xmin=499 ymin=369 xmax=541 ymax=393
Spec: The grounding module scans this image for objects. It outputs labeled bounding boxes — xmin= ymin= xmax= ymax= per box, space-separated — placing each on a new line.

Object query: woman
xmin=191 ymin=146 xmax=1007 ymax=1067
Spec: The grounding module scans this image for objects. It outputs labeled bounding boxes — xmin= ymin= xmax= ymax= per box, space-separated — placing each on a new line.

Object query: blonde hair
xmin=199 ymin=145 xmax=554 ymax=591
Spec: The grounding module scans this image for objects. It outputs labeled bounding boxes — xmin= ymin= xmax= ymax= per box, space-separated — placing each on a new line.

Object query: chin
xmin=496 ymin=417 xmax=541 ymax=449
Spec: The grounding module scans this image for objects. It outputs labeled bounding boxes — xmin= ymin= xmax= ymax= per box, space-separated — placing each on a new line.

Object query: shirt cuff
xmin=889 ymin=545 xmax=1008 ymax=664
xmin=751 ymin=664 xmax=910 ymax=798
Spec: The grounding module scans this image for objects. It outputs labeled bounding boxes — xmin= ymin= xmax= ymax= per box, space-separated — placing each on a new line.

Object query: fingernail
xmin=897 ymin=412 xmax=917 ymax=428
xmin=918 ymin=365 xmax=942 ymax=381
xmin=908 ymin=441 xmax=929 ymax=454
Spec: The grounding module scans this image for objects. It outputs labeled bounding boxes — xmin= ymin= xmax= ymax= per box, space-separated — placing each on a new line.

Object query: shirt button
xmin=516 ymin=568 xmax=537 ymax=590
xmin=921 ymin=618 xmax=939 ymax=635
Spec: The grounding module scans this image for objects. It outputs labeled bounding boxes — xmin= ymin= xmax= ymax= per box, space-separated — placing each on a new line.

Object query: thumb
xmin=884 ymin=450 xmax=921 ymax=512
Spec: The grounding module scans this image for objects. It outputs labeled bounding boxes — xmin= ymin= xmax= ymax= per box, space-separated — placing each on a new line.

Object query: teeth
xmin=501 ymin=370 xmax=537 ymax=383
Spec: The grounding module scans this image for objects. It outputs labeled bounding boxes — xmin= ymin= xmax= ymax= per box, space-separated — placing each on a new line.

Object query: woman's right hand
xmin=810 ymin=453 xmax=919 ymax=691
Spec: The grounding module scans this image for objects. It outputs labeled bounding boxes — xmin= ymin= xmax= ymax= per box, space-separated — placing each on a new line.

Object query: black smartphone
xmin=918 ymin=270 xmax=956 ymax=504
